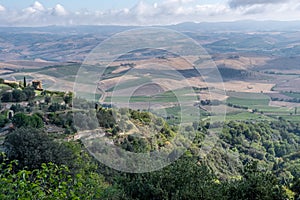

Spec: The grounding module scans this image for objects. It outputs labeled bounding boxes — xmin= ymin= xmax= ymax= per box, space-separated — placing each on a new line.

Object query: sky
xmin=0 ymin=0 xmax=299 ymax=26
xmin=0 ymin=0 xmax=222 ymax=11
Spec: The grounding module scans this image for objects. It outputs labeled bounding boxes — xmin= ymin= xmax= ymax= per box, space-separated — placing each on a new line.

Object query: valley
xmin=1 ymin=24 xmax=300 ymax=123
xmin=0 ymin=22 xmax=300 ymax=199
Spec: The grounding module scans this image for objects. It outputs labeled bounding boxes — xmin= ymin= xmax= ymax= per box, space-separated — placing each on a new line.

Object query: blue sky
xmin=0 ymin=0 xmax=298 ymax=26
xmin=0 ymin=0 xmax=222 ymax=11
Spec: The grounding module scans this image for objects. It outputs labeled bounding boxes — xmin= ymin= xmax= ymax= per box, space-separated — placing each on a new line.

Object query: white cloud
xmin=233 ymin=0 xmax=300 ymax=18
xmin=131 ymin=1 xmax=152 ymax=16
xmin=0 ymin=0 xmax=299 ymax=26
xmin=196 ymin=4 xmax=229 ymax=15
xmin=0 ymin=4 xmax=6 ymax=12
xmin=33 ymin=1 xmax=45 ymax=11
xmin=52 ymin=4 xmax=68 ymax=16
xmin=164 ymin=0 xmax=195 ymax=4
xmin=23 ymin=1 xmax=45 ymax=14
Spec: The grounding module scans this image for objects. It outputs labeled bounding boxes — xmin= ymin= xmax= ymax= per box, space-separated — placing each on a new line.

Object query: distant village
xmin=0 ymin=77 xmax=72 ymax=137
xmin=2 ymin=78 xmax=43 ymax=91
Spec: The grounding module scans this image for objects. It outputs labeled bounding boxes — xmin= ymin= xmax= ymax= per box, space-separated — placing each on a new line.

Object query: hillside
xmin=0 ymin=85 xmax=299 ymax=198
xmin=0 ymin=22 xmax=300 ymax=199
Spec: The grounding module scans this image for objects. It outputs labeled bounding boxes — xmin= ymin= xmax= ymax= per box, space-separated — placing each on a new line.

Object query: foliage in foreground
xmin=114 ymin=156 xmax=289 ymax=200
xmin=0 ymin=152 xmax=292 ymax=200
xmin=1 ymin=111 xmax=300 ymax=199
xmin=0 ymin=156 xmax=109 ymax=199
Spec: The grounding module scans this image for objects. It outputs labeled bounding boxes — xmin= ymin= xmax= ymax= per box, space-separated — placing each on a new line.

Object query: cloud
xmin=0 ymin=2 xmax=70 ymax=26
xmin=0 ymin=0 xmax=299 ymax=26
xmin=232 ymin=0 xmax=300 ymax=17
xmin=0 ymin=5 xmax=6 ymax=12
xmin=120 ymin=0 xmax=229 ymax=24
xmin=23 ymin=1 xmax=45 ymax=14
xmin=163 ymin=0 xmax=196 ymax=4
xmin=52 ymin=4 xmax=68 ymax=16
xmin=130 ymin=1 xmax=153 ymax=16
xmin=196 ymin=4 xmax=230 ymax=15
xmin=32 ymin=1 xmax=45 ymax=11
xmin=229 ymin=0 xmax=288 ymax=8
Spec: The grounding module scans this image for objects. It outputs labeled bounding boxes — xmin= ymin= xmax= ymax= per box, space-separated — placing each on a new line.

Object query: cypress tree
xmin=23 ymin=76 xmax=27 ymax=88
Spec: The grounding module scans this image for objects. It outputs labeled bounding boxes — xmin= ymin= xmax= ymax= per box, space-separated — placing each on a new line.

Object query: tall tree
xmin=23 ymin=76 xmax=26 ymax=88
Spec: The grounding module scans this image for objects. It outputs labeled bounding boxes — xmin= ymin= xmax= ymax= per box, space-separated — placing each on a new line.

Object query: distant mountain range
xmin=169 ymin=20 xmax=300 ymax=32
xmin=0 ymin=20 xmax=300 ymax=34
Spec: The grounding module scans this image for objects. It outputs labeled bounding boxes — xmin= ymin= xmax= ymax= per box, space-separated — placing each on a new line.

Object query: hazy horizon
xmin=0 ymin=0 xmax=299 ymax=26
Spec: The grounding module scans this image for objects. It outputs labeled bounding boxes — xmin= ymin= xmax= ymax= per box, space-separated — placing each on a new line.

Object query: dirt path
xmin=70 ymin=128 xmax=106 ymax=141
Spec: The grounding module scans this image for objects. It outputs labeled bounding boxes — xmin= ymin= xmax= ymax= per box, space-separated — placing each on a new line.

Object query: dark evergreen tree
xmin=23 ymin=76 xmax=26 ymax=88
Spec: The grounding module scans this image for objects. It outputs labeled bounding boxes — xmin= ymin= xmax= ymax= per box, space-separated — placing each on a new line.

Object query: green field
xmin=226 ymin=92 xmax=269 ymax=99
xmin=227 ymin=97 xmax=268 ymax=107
xmin=154 ymin=105 xmax=205 ymax=125
xmin=258 ymin=106 xmax=292 ymax=114
xmin=14 ymin=75 xmax=35 ymax=81
xmin=270 ymin=114 xmax=300 ymax=122
xmin=106 ymin=78 xmax=151 ymax=92
xmin=282 ymin=92 xmax=300 ymax=99
xmin=224 ymin=92 xmax=300 ymax=122
xmin=39 ymin=64 xmax=81 ymax=78
xmin=225 ymin=111 xmax=273 ymax=121
xmin=105 ymin=88 xmax=197 ymax=103
xmin=105 ymin=95 xmax=196 ymax=103
xmin=103 ymin=90 xmax=300 ymax=123
xmin=227 ymin=93 xmax=270 ymax=109
xmin=76 ymin=92 xmax=102 ymax=102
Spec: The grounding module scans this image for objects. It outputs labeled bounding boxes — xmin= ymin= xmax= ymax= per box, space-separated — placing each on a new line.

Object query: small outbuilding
xmin=32 ymin=80 xmax=43 ymax=91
